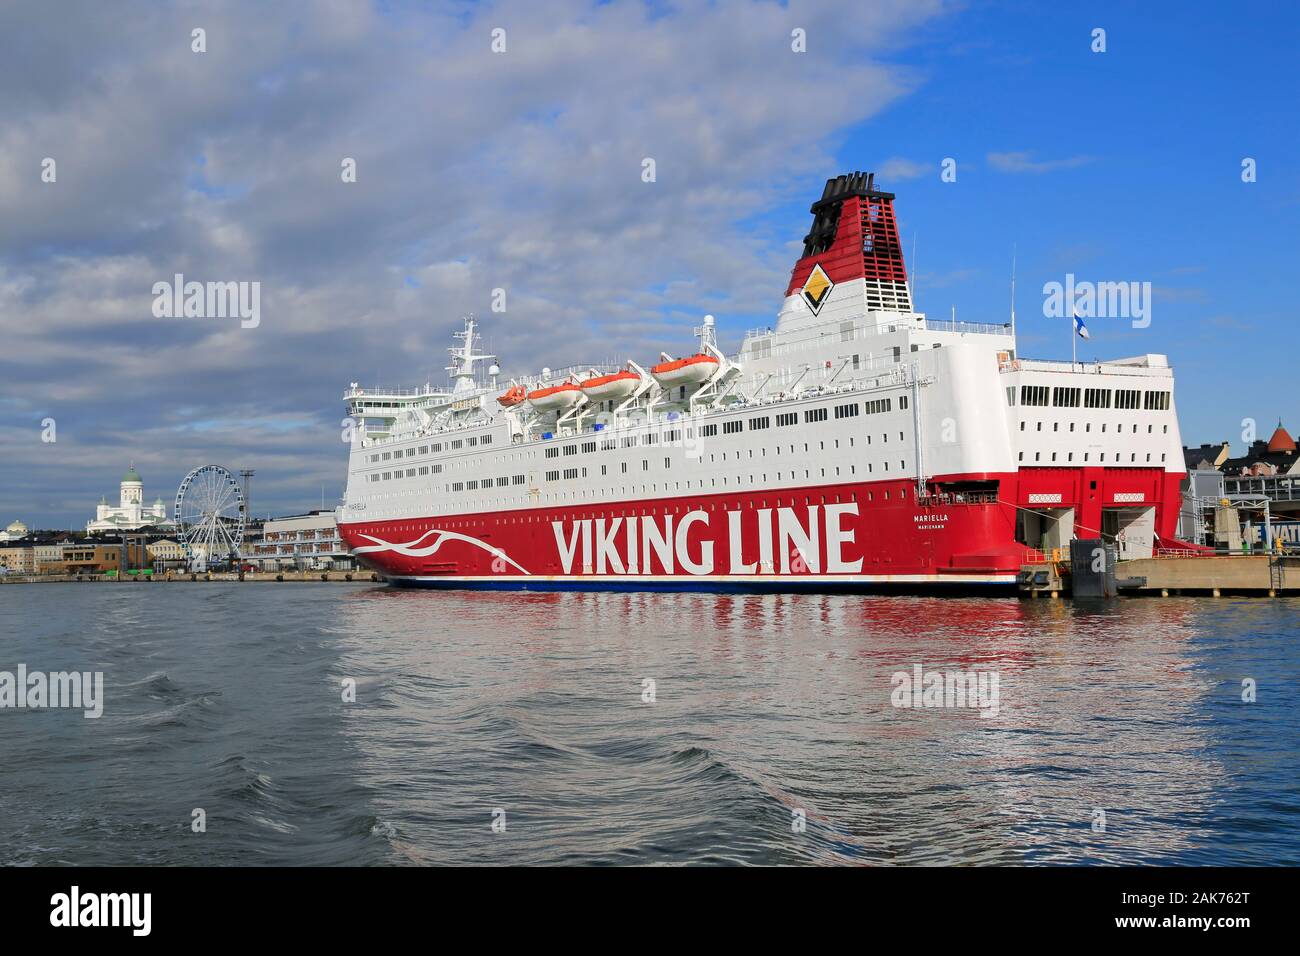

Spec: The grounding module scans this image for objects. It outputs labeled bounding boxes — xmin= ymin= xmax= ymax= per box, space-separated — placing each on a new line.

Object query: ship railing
xmin=344 ymin=384 xmax=449 ymax=400
xmin=918 ymin=491 xmax=998 ymax=506
xmin=1001 ymin=358 xmax=1173 ymax=378
xmin=1022 ymin=546 xmax=1070 ymax=565
xmin=922 ymin=319 xmax=1014 ymax=336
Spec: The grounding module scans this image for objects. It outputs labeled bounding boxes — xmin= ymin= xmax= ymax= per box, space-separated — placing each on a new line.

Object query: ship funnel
xmin=787 ymin=169 xmax=911 ymax=315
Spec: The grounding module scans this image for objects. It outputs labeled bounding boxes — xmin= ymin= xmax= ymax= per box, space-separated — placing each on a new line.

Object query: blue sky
xmin=767 ymin=2 xmax=1298 ymax=452
xmin=1 ymin=0 xmax=1296 ymax=528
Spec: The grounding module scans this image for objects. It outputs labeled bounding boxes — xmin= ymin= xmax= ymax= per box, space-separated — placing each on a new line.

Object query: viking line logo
xmin=801 ymin=263 xmax=834 ymax=315
xmin=549 ymin=504 xmax=864 ymax=576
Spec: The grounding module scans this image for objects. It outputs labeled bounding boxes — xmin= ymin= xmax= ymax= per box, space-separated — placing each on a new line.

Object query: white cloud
xmin=0 ymin=0 xmax=950 ymax=525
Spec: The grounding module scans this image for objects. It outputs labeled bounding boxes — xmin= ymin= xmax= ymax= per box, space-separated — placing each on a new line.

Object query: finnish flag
xmin=1072 ymin=307 xmax=1090 ymax=340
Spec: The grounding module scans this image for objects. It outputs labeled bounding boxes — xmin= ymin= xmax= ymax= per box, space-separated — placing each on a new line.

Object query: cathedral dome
xmin=123 ymin=463 xmax=142 ymax=483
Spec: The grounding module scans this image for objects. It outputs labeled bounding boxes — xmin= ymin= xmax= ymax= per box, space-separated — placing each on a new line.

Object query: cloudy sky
xmin=1 ymin=0 xmax=1296 ymax=528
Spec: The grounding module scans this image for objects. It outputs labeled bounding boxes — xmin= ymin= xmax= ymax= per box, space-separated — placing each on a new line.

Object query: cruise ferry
xmin=336 ymin=172 xmax=1188 ymax=591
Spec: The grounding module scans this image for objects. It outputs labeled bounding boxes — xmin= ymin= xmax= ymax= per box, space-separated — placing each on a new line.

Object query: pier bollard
xmin=321 ymin=573 xmax=328 ymax=581
xmin=1212 ymin=587 xmax=1221 ymax=598
xmin=276 ymin=574 xmax=283 ymax=582
xmin=345 ymin=573 xmax=353 ymax=582
xmin=1161 ymin=588 xmax=1169 ymax=597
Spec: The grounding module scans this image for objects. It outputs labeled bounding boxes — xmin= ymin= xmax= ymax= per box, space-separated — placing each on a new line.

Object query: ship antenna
xmin=1010 ymin=243 xmax=1017 ymax=341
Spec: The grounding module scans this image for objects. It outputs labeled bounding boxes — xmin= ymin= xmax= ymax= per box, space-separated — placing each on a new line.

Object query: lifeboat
xmin=579 ymin=370 xmax=640 ymax=402
xmin=496 ymin=384 xmax=527 ymax=407
xmin=650 ymin=353 xmax=719 ymax=387
xmin=526 ymin=382 xmax=582 ymax=412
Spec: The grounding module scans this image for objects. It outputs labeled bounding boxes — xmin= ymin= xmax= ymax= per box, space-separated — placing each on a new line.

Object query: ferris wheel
xmin=174 ymin=465 xmax=246 ymax=569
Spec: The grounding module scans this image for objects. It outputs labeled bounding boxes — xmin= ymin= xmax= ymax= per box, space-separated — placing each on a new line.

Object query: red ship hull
xmin=338 ymin=467 xmax=1184 ymax=591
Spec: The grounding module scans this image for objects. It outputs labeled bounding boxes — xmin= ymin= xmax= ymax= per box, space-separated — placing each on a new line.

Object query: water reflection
xmin=332 ymin=589 xmax=1299 ymax=864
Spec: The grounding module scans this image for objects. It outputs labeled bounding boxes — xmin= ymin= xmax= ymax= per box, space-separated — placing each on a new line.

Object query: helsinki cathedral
xmin=87 ymin=464 xmax=174 ymax=533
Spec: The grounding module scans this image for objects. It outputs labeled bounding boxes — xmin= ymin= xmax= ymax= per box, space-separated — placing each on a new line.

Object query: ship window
xmin=701 ymin=423 xmax=719 ymax=437
xmin=834 ymin=403 xmax=859 ymax=419
xmin=482 ymin=435 xmax=492 ymax=445
xmin=723 ymin=420 xmax=743 ymax=434
xmin=563 ymin=444 xmax=577 ymax=455
xmin=749 ymin=416 xmax=770 ymax=430
xmin=451 ymin=440 xmax=463 ymax=449
xmin=804 ymin=407 xmax=828 ymax=424
xmin=1052 ymin=387 xmax=1081 ymax=407
xmin=776 ymin=413 xmax=797 ymax=427
xmin=545 ymin=447 xmax=559 ymax=458
xmin=1020 ymin=385 xmax=1049 ymax=406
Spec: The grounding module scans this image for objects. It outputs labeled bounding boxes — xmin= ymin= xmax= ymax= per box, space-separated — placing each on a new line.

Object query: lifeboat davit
xmin=650 ymin=353 xmax=719 ymax=387
xmin=526 ymin=382 xmax=582 ymax=412
xmin=497 ymin=384 xmax=527 ymax=407
xmin=579 ymin=370 xmax=640 ymax=402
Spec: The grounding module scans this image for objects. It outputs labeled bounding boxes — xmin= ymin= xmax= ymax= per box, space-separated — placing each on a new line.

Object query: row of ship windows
xmin=1020 ymin=451 xmax=1168 ymax=464
xmin=1014 ymin=386 xmax=1171 ymax=410
xmin=369 ymin=435 xmax=912 ymax=488
xmin=541 ymin=458 xmax=909 ymax=482
xmin=1021 ymin=421 xmax=1171 ymax=434
xmin=367 ymin=433 xmax=495 ymax=463
xmin=367 ymin=396 xmax=906 ymax=467
xmin=542 ymin=399 xmax=903 ymax=458
xmin=457 ymin=471 xmax=904 ymax=500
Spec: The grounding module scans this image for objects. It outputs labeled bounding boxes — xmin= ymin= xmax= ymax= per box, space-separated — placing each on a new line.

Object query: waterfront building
xmin=247 ymin=510 xmax=355 ymax=571
xmin=146 ymin=538 xmax=187 ymax=569
xmin=32 ymin=541 xmax=71 ymax=572
xmin=86 ymin=464 xmax=175 ymax=533
xmin=56 ymin=537 xmax=151 ymax=574
xmin=0 ymin=546 xmax=35 ymax=573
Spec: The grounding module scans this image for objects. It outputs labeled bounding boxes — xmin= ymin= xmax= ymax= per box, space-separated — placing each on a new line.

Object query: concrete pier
xmin=1019 ymin=554 xmax=1298 ymax=597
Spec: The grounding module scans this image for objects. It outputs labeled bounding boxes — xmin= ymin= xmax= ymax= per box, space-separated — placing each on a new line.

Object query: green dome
xmin=123 ymin=464 xmax=142 ymax=483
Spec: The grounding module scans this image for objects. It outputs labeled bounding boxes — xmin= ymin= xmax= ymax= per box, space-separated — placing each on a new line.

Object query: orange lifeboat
xmin=496 ymin=384 xmax=527 ymax=407
xmin=526 ymin=382 xmax=582 ymax=412
xmin=579 ymin=370 xmax=640 ymax=402
xmin=650 ymin=353 xmax=719 ymax=387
